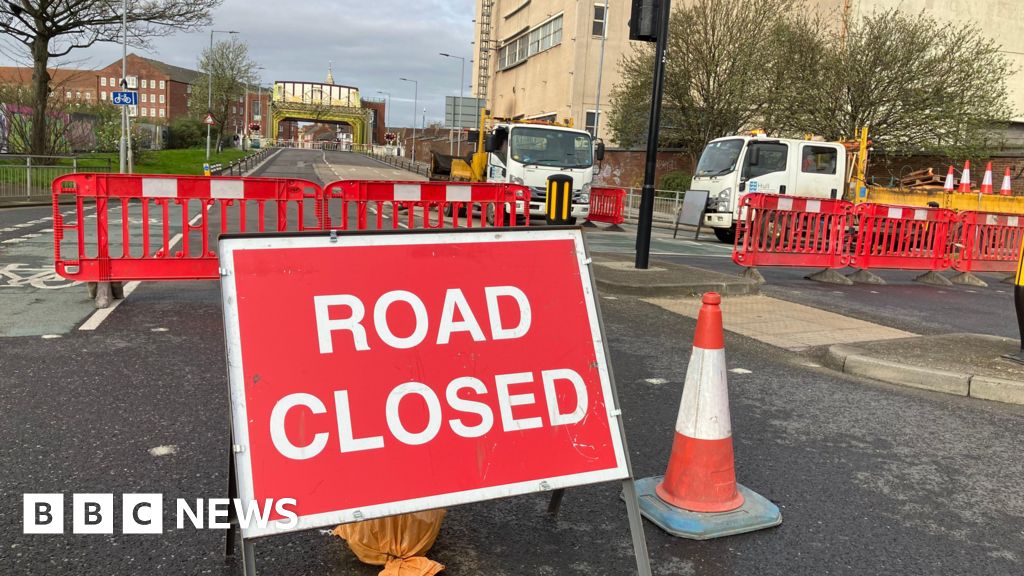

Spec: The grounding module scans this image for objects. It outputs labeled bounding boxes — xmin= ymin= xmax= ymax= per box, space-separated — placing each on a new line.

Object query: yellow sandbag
xmin=333 ymin=509 xmax=446 ymax=576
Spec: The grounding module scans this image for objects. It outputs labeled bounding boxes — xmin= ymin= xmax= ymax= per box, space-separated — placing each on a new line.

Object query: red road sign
xmin=219 ymin=229 xmax=629 ymax=538
xmin=204 ymin=113 xmax=216 ymax=126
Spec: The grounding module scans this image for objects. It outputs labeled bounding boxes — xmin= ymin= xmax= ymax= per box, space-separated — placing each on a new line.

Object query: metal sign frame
xmin=674 ymin=189 xmax=710 ymax=240
xmin=218 ymin=227 xmax=651 ymax=576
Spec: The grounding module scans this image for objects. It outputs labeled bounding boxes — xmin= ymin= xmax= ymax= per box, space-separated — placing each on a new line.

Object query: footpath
xmin=592 ymin=253 xmax=1024 ymax=406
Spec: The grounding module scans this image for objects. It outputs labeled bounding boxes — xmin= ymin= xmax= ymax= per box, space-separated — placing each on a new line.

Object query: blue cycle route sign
xmin=111 ymin=91 xmax=138 ymax=106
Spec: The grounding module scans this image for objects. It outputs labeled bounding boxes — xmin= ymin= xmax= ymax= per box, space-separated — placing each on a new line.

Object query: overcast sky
xmin=0 ymin=0 xmax=476 ymax=128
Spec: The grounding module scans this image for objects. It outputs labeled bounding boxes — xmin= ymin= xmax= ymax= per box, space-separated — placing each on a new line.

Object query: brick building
xmin=0 ymin=66 xmax=97 ymax=103
xmin=93 ymin=54 xmax=200 ymax=122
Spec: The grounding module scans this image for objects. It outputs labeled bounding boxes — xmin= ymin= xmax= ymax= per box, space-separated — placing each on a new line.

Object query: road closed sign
xmin=219 ymin=228 xmax=629 ymax=538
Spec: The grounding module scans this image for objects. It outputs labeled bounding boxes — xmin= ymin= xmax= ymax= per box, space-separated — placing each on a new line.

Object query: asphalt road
xmin=1 ymin=149 xmax=1022 ymax=575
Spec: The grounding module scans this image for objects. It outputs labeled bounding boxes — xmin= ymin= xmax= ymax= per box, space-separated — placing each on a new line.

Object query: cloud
xmin=0 ymin=0 xmax=476 ymax=127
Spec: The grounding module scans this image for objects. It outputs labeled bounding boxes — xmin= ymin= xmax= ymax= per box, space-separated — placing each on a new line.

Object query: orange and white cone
xmin=981 ymin=162 xmax=993 ymax=194
xmin=943 ymin=165 xmax=955 ymax=193
xmin=635 ymin=292 xmax=781 ymax=539
xmin=1000 ymin=167 xmax=1013 ymax=196
xmin=958 ymin=160 xmax=972 ymax=194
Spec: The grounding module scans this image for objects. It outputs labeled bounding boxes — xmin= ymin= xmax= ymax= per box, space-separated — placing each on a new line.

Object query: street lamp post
xmin=243 ymin=65 xmax=265 ymax=151
xmin=206 ymin=29 xmax=239 ymax=161
xmin=399 ymin=77 xmax=418 ymax=164
xmin=439 ymin=53 xmax=465 ymax=156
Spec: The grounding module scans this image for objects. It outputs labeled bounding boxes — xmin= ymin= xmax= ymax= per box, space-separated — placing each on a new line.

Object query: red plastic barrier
xmin=952 ymin=211 xmax=1024 ymax=273
xmin=53 ymin=173 xmax=321 ymax=282
xmin=732 ymin=193 xmax=853 ymax=269
xmin=588 ymin=187 xmax=626 ymax=225
xmin=321 ymin=180 xmax=529 ymax=230
xmin=849 ymin=203 xmax=955 ymax=271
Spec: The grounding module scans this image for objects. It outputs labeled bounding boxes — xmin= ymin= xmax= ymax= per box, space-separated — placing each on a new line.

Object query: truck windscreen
xmin=696 ymin=139 xmax=743 ymax=177
xmin=510 ymin=127 xmax=593 ymax=168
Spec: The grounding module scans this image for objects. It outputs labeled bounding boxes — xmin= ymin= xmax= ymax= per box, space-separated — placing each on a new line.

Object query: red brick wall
xmin=594 ymin=149 xmax=691 ymax=188
xmin=95 ymin=55 xmax=171 ymax=122
xmin=868 ymin=153 xmax=1024 ymax=194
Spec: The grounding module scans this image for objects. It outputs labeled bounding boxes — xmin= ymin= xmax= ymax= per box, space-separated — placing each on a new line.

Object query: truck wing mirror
xmin=748 ymin=147 xmax=760 ymax=166
xmin=484 ymin=133 xmax=499 ymax=152
xmin=595 ymin=139 xmax=605 ymax=161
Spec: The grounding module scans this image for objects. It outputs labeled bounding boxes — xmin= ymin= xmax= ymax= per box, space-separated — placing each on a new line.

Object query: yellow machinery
xmin=847 ymin=126 xmax=1024 ymax=215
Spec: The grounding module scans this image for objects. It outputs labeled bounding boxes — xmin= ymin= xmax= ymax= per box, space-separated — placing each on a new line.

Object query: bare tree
xmin=188 ymin=37 xmax=256 ymax=149
xmin=0 ymin=0 xmax=220 ymax=154
xmin=788 ymin=9 xmax=1015 ymax=156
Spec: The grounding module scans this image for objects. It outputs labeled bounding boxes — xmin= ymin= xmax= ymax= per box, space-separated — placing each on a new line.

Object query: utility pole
xmin=635 ymin=0 xmax=672 ymax=269
xmin=399 ymin=77 xmax=418 ymax=164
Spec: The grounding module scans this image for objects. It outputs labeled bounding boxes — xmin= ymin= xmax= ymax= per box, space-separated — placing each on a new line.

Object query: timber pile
xmin=900 ymin=167 xmax=945 ymax=188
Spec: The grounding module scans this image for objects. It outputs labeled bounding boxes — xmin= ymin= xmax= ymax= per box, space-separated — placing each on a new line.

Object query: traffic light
xmin=249 ymin=123 xmax=260 ymax=132
xmin=629 ymin=0 xmax=660 ymax=42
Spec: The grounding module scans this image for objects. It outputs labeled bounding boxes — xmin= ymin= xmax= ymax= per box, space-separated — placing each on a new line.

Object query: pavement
xmin=2 ymin=148 xmax=1023 ymax=575
xmin=591 ymin=252 xmax=758 ymax=297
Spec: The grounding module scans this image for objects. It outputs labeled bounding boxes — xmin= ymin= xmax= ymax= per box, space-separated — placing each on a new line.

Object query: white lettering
xmin=207 ymin=498 xmax=231 ymax=529
xmin=485 ymin=286 xmax=531 ymax=340
xmin=176 ymin=499 xmax=203 ymax=529
xmin=374 ymin=290 xmax=429 ymax=349
xmin=436 ymin=288 xmax=486 ymax=345
xmin=231 ymin=499 xmax=274 ymax=530
xmin=335 ymin=390 xmax=385 ymax=452
xmin=386 ymin=382 xmax=443 ymax=445
xmin=542 ymin=368 xmax=588 ymax=426
xmin=495 ymin=372 xmax=542 ymax=431
xmin=270 ymin=393 xmax=329 ymax=460
xmin=314 ymin=295 xmax=369 ymax=353
xmin=446 ymin=376 xmax=494 ymax=438
xmin=274 ymin=498 xmax=298 ymax=529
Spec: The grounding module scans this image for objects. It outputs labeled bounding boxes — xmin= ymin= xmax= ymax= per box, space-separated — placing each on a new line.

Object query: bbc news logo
xmin=23 ymin=494 xmax=297 ymax=534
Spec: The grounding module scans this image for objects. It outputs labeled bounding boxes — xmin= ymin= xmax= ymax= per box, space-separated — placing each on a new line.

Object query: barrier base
xmin=1001 ymin=275 xmax=1016 ymax=285
xmin=951 ymin=272 xmax=988 ymax=288
xmin=742 ymin=267 xmax=766 ymax=285
xmin=806 ymin=268 xmax=853 ymax=285
xmin=581 ymin=219 xmax=598 ymax=228
xmin=634 ymin=476 xmax=782 ymax=540
xmin=847 ymin=269 xmax=886 ymax=285
xmin=1003 ymin=352 xmax=1024 ymax=366
xmin=915 ymin=271 xmax=953 ymax=287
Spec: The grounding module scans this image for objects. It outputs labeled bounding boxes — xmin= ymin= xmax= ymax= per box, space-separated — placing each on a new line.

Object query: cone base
xmin=635 ymin=476 xmax=782 ymax=540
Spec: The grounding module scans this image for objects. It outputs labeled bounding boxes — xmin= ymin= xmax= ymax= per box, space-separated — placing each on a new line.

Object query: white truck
xmin=694 ymin=134 xmax=848 ymax=242
xmin=483 ymin=121 xmax=604 ymax=223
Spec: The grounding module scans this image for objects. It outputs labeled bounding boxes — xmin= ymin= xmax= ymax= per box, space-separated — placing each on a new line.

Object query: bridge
xmin=269 ymin=66 xmax=374 ymax=144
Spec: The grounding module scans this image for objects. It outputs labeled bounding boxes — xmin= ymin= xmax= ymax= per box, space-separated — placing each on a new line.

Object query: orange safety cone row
xmin=1001 ymin=167 xmax=1013 ymax=196
xmin=981 ymin=162 xmax=994 ymax=194
xmin=958 ymin=160 xmax=972 ymax=194
xmin=635 ymin=293 xmax=781 ymax=540
xmin=944 ymin=165 xmax=955 ymax=193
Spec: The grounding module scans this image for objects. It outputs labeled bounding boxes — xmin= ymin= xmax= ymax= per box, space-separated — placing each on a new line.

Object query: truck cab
xmin=694 ymin=135 xmax=847 ymax=242
xmin=484 ymin=122 xmax=602 ymax=223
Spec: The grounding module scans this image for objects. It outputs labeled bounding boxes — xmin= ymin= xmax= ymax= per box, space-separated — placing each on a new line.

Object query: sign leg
xmin=621 ymin=479 xmax=653 ymax=576
xmin=547 ymin=488 xmax=565 ymax=516
xmin=225 ymin=449 xmax=238 ymax=557
xmin=241 ymin=539 xmax=257 ymax=576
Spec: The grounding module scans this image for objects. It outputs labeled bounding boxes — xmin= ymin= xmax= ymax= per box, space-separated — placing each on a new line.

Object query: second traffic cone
xmin=635 ymin=292 xmax=782 ymax=540
xmin=981 ymin=162 xmax=994 ymax=194
xmin=958 ymin=160 xmax=972 ymax=193
xmin=1001 ymin=167 xmax=1013 ymax=196
xmin=944 ymin=165 xmax=955 ymax=193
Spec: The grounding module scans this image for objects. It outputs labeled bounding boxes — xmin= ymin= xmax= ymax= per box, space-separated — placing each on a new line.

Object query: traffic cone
xmin=943 ymin=165 xmax=955 ymax=193
xmin=958 ymin=160 xmax=972 ymax=194
xmin=1000 ymin=167 xmax=1013 ymax=196
xmin=635 ymin=293 xmax=782 ymax=540
xmin=981 ymin=162 xmax=993 ymax=194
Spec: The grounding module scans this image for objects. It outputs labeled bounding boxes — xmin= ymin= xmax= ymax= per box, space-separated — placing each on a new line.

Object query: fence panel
xmin=732 ymin=193 xmax=853 ymax=269
xmin=589 ymin=187 xmax=626 ymax=225
xmin=849 ymin=203 xmax=955 ymax=271
xmin=951 ymin=211 xmax=1024 ymax=273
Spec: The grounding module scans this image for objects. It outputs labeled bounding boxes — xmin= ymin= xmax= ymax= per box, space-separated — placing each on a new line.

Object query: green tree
xmin=189 ymin=38 xmax=257 ymax=149
xmin=0 ymin=0 xmax=219 ymax=155
xmin=168 ymin=116 xmax=204 ymax=148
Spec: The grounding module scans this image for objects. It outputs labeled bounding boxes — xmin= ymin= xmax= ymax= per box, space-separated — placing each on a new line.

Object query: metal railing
xmin=0 ymin=155 xmax=113 ymax=202
xmin=623 ymin=188 xmax=687 ymax=223
xmin=212 ymin=148 xmax=274 ymax=176
xmin=360 ymin=148 xmax=431 ymax=177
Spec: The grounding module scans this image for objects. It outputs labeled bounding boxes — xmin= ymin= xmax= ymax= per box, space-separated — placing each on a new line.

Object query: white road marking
xmin=801 ymin=362 xmax=822 ymax=368
xmin=1 ymin=238 xmax=25 ymax=244
xmin=41 ymin=334 xmax=62 ymax=339
xmin=148 ymin=445 xmax=178 ymax=457
xmin=729 ymin=368 xmax=753 ymax=374
xmin=603 ymin=296 xmax=618 ymax=300
xmin=0 ymin=227 xmax=16 ymax=232
xmin=13 ymin=223 xmax=31 ymax=228
xmin=22 ymin=233 xmax=40 ymax=238
xmin=151 ymin=327 xmax=169 ymax=332
xmin=79 ymin=207 xmax=206 ymax=332
xmin=644 ymin=377 xmax=669 ymax=385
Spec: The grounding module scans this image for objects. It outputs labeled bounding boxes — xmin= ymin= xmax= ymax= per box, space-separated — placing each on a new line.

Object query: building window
xmin=140 ymin=108 xmax=147 ymax=117
xmin=159 ymin=80 xmax=165 ymax=89
xmin=85 ymin=92 xmax=91 ymax=100
xmin=65 ymin=91 xmax=71 ymax=98
xmin=499 ymin=14 xmax=562 ymax=70
xmin=593 ymin=4 xmax=607 ymax=37
xmin=159 ymin=94 xmax=165 ymax=104
xmin=159 ymin=108 xmax=165 ymax=118
xmin=186 ymin=84 xmax=191 ymax=93
xmin=141 ymin=93 xmax=147 ymax=103
xmin=100 ymin=77 xmax=107 ymax=87
xmin=101 ymin=91 xmax=107 ymax=100
xmin=109 ymin=77 xmax=115 ymax=87
xmin=585 ymin=111 xmax=599 ymax=137
xmin=150 ymin=107 xmax=155 ymax=117
xmin=141 ymin=79 xmax=147 ymax=88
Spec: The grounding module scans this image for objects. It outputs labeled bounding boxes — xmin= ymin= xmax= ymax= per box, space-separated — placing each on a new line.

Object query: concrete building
xmin=471 ymin=0 xmax=636 ymax=141
xmin=473 ymin=0 xmax=1024 ymax=144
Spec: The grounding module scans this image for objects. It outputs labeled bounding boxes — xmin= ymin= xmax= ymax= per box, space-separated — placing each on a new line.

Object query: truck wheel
xmin=714 ymin=227 xmax=736 ymax=244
